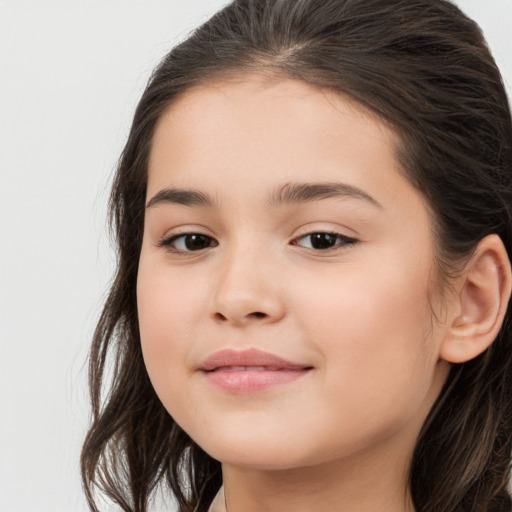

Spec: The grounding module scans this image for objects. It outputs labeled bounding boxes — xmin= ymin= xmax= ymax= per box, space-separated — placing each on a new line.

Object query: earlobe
xmin=440 ymin=234 xmax=512 ymax=364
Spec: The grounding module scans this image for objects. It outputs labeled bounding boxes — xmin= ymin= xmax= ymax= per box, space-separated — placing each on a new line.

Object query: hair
xmin=81 ymin=1 xmax=512 ymax=511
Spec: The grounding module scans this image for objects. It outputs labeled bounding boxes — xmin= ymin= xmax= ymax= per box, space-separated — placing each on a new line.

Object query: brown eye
xmin=294 ymin=232 xmax=357 ymax=250
xmin=161 ymin=233 xmax=218 ymax=252
xmin=308 ymin=233 xmax=338 ymax=249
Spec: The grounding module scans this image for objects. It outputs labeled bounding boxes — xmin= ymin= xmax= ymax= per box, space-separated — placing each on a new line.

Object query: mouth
xmin=199 ymin=348 xmax=313 ymax=393
xmin=212 ymin=366 xmax=284 ymax=371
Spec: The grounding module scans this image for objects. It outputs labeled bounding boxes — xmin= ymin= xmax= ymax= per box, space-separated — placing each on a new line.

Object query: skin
xmin=137 ymin=75 xmax=458 ymax=512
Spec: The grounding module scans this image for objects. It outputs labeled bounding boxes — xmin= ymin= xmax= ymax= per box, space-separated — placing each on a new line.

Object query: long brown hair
xmin=81 ymin=1 xmax=512 ymax=511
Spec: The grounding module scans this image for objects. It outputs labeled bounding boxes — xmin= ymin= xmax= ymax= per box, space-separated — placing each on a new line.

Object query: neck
xmin=221 ymin=437 xmax=416 ymax=512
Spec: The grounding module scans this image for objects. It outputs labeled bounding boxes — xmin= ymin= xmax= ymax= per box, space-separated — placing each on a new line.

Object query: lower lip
xmin=203 ymin=368 xmax=310 ymax=393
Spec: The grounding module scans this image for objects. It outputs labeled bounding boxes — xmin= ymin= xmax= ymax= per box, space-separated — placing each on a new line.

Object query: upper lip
xmin=198 ymin=348 xmax=311 ymax=371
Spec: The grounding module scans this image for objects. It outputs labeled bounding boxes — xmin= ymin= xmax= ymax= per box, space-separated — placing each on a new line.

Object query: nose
xmin=208 ymin=245 xmax=286 ymax=326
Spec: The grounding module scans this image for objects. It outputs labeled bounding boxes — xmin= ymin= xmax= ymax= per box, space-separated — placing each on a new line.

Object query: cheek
xmin=293 ymin=254 xmax=439 ymax=408
xmin=297 ymin=255 xmax=432 ymax=334
xmin=136 ymin=258 xmax=204 ymax=397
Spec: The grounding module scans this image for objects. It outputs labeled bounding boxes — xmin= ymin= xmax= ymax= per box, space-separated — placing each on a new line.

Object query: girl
xmin=81 ymin=1 xmax=512 ymax=511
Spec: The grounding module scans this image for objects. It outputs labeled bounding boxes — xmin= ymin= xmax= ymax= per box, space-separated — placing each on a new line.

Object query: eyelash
xmin=158 ymin=231 xmax=358 ymax=254
xmin=292 ymin=231 xmax=358 ymax=251
xmin=158 ymin=233 xmax=218 ymax=253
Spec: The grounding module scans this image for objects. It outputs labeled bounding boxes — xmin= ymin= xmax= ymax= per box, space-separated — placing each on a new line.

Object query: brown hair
xmin=81 ymin=1 xmax=512 ymax=511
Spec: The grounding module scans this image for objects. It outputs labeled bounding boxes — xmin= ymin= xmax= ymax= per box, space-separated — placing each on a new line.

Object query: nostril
xmin=211 ymin=311 xmax=269 ymax=323
xmin=250 ymin=312 xmax=267 ymax=319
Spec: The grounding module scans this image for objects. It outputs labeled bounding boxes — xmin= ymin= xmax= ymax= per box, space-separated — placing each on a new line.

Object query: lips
xmin=198 ymin=348 xmax=312 ymax=393
xmin=199 ymin=348 xmax=309 ymax=371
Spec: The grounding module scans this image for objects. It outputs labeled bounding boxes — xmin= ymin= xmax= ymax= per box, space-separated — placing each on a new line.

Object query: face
xmin=137 ymin=75 xmax=452 ymax=472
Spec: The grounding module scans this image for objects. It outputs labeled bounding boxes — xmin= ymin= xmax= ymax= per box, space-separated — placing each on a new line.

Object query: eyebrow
xmin=146 ymin=188 xmax=215 ymax=209
xmin=268 ymin=182 xmax=382 ymax=209
xmin=145 ymin=181 xmax=382 ymax=210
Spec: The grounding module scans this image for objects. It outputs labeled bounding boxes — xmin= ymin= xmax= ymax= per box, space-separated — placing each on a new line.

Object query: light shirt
xmin=208 ymin=486 xmax=227 ymax=512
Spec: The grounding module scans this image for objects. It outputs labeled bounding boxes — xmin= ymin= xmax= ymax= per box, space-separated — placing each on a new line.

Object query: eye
xmin=159 ymin=233 xmax=218 ymax=252
xmin=292 ymin=232 xmax=357 ymax=250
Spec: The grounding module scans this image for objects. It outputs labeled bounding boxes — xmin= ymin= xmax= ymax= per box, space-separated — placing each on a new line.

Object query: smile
xmin=199 ymin=349 xmax=312 ymax=393
xmin=215 ymin=366 xmax=281 ymax=371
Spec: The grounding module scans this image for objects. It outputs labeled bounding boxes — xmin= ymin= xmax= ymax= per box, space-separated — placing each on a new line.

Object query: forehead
xmin=147 ymin=74 xmax=403 ymax=195
xmin=161 ymin=74 xmax=386 ymax=126
xmin=155 ymin=75 xmax=396 ymax=143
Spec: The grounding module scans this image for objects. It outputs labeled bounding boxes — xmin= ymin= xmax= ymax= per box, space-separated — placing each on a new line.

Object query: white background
xmin=0 ymin=1 xmax=511 ymax=511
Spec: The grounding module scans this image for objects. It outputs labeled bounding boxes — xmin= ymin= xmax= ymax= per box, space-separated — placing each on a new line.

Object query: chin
xmin=196 ymin=431 xmax=329 ymax=471
xmin=211 ymin=450 xmax=307 ymax=471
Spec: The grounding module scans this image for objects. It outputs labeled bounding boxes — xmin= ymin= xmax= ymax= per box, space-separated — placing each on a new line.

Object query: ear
xmin=440 ymin=234 xmax=512 ymax=364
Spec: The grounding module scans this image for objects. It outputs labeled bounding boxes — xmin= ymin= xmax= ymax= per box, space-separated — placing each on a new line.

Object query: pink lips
xmin=199 ymin=348 xmax=312 ymax=393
